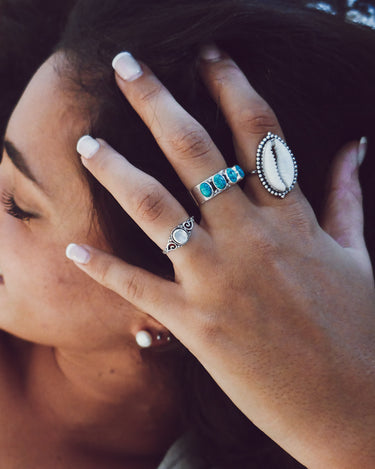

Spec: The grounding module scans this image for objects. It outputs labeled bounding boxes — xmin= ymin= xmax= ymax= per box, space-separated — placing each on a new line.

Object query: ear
xmin=132 ymin=317 xmax=172 ymax=348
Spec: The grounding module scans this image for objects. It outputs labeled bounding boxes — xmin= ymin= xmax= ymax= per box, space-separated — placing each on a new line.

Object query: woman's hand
xmin=68 ymin=48 xmax=375 ymax=468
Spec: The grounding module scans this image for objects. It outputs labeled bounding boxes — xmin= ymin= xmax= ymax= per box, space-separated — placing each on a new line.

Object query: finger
xmin=199 ymin=44 xmax=304 ymax=206
xmin=321 ymin=138 xmax=368 ymax=253
xmin=111 ymin=51 xmax=249 ymax=217
xmin=65 ymin=243 xmax=183 ymax=329
xmin=77 ymin=136 xmax=202 ymax=254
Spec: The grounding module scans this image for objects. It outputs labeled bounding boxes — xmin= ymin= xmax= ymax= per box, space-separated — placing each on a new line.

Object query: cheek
xmin=0 ymin=208 xmax=86 ymax=290
xmin=0 ymin=212 xmax=139 ymax=349
xmin=0 ymin=219 xmax=96 ymax=339
xmin=2 ymin=230 xmax=86 ymax=315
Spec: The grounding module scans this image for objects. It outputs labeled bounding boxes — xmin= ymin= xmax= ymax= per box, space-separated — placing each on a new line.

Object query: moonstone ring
xmin=250 ymin=132 xmax=297 ymax=198
xmin=190 ymin=165 xmax=245 ymax=205
xmin=163 ymin=216 xmax=195 ymax=254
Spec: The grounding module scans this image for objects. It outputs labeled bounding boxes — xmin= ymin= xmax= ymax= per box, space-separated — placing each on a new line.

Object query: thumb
xmin=321 ymin=137 xmax=367 ymax=252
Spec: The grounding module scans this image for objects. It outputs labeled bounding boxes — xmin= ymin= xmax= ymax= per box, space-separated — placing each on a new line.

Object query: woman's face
xmin=0 ymin=56 xmax=137 ymax=350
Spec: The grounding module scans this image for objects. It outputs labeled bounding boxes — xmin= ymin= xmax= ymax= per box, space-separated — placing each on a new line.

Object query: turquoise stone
xmin=213 ymin=174 xmax=227 ymax=190
xmin=200 ymin=182 xmax=213 ymax=198
xmin=226 ymin=168 xmax=237 ymax=183
xmin=235 ymin=165 xmax=245 ymax=178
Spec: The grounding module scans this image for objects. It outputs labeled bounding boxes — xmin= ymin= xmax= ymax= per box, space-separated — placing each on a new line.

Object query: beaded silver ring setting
xmin=190 ymin=165 xmax=245 ymax=205
xmin=250 ymin=132 xmax=298 ymax=198
xmin=163 ymin=216 xmax=195 ymax=254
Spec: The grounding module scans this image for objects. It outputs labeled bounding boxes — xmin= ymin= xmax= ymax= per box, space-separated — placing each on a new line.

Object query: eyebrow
xmin=2 ymin=139 xmax=43 ymax=189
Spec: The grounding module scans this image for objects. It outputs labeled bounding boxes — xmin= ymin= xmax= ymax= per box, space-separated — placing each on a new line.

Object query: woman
xmin=0 ymin=0 xmax=374 ymax=467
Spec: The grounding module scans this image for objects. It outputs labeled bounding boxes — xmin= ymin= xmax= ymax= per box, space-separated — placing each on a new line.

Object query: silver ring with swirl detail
xmin=163 ymin=216 xmax=195 ymax=254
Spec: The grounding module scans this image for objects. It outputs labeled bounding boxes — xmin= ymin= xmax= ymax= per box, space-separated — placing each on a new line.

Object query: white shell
xmin=262 ymin=140 xmax=287 ymax=192
xmin=273 ymin=139 xmax=295 ymax=189
xmin=258 ymin=135 xmax=297 ymax=196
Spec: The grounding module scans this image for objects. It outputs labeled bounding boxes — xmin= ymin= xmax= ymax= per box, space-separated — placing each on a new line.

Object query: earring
xmin=156 ymin=332 xmax=173 ymax=344
xmin=135 ymin=330 xmax=153 ymax=348
xmin=156 ymin=332 xmax=172 ymax=343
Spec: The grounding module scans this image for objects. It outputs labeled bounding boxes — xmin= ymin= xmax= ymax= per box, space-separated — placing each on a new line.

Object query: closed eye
xmin=1 ymin=191 xmax=37 ymax=221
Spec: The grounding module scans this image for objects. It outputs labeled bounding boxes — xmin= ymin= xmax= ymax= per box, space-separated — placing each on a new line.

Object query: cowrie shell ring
xmin=250 ymin=132 xmax=298 ymax=198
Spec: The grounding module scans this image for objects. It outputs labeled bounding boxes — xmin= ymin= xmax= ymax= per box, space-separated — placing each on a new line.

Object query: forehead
xmin=5 ymin=54 xmax=87 ymax=194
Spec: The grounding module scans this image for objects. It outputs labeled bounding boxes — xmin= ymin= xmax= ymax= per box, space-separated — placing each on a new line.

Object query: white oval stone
xmin=172 ymin=228 xmax=188 ymax=245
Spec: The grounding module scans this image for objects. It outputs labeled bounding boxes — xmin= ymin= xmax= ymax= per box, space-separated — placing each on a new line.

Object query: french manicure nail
xmin=112 ymin=52 xmax=143 ymax=82
xmin=199 ymin=44 xmax=222 ymax=62
xmin=66 ymin=244 xmax=91 ymax=264
xmin=77 ymin=135 xmax=100 ymax=159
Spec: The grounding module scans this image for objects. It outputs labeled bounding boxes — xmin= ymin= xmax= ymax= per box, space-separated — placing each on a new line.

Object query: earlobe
xmin=135 ymin=329 xmax=172 ymax=348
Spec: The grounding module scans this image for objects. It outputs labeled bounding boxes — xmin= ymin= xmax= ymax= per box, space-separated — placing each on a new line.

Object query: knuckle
xmin=237 ymin=107 xmax=278 ymax=135
xmin=247 ymin=223 xmax=279 ymax=260
xmin=95 ymin=258 xmax=116 ymax=289
xmin=250 ymin=205 xmax=317 ymax=261
xmin=330 ymin=180 xmax=362 ymax=207
xmin=120 ymin=270 xmax=144 ymax=303
xmin=134 ymin=183 xmax=166 ymax=223
xmin=94 ymin=147 xmax=123 ymax=176
xmin=169 ymin=126 xmax=213 ymax=163
xmin=94 ymin=257 xmax=145 ymax=303
xmin=138 ymin=83 xmax=164 ymax=105
xmin=285 ymin=197 xmax=319 ymax=238
xmin=213 ymin=61 xmax=244 ymax=85
xmin=255 ymin=235 xmax=279 ymax=261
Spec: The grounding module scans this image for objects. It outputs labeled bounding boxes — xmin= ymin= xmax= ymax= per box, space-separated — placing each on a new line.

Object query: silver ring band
xmin=190 ymin=165 xmax=245 ymax=205
xmin=163 ymin=216 xmax=195 ymax=254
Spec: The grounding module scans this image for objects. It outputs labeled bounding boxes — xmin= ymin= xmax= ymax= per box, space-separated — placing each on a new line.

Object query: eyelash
xmin=1 ymin=191 xmax=34 ymax=221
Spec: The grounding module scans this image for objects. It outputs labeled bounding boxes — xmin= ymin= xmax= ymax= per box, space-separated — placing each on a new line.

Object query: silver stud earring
xmin=155 ymin=332 xmax=172 ymax=344
xmin=135 ymin=330 xmax=152 ymax=348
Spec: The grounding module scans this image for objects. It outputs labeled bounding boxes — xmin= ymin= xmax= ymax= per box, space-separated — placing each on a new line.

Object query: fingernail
xmin=112 ymin=52 xmax=143 ymax=82
xmin=77 ymin=135 xmax=100 ymax=159
xmin=199 ymin=44 xmax=222 ymax=62
xmin=357 ymin=136 xmax=367 ymax=166
xmin=66 ymin=244 xmax=91 ymax=264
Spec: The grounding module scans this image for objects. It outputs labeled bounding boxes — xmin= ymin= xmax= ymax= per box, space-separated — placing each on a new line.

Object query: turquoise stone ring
xmin=226 ymin=168 xmax=238 ymax=183
xmin=199 ymin=182 xmax=213 ymax=198
xmin=190 ymin=165 xmax=245 ymax=205
xmin=213 ymin=174 xmax=227 ymax=190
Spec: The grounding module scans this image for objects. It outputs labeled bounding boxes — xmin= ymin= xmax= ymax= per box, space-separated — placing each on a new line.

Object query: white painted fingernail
xmin=199 ymin=44 xmax=222 ymax=62
xmin=112 ymin=52 xmax=143 ymax=82
xmin=66 ymin=244 xmax=91 ymax=264
xmin=77 ymin=135 xmax=100 ymax=159
xmin=357 ymin=136 xmax=367 ymax=166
